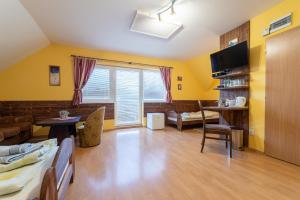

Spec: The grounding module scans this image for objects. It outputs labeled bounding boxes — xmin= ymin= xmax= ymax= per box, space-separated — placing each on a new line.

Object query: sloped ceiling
xmin=0 ymin=0 xmax=281 ymax=70
xmin=19 ymin=0 xmax=281 ymax=60
xmin=0 ymin=0 xmax=49 ymax=71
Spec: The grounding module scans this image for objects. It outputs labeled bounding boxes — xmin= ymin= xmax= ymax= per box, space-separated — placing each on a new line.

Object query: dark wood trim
xmin=1 ymin=100 xmax=218 ymax=127
xmin=220 ymin=21 xmax=250 ymax=50
xmin=144 ymin=100 xmax=218 ymax=117
xmin=219 ymin=21 xmax=250 ymax=147
xmin=0 ymin=101 xmax=114 ymax=122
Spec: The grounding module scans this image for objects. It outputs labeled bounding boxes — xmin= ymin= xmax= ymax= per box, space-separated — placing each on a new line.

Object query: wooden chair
xmin=77 ymin=107 xmax=105 ymax=147
xmin=198 ymin=101 xmax=233 ymax=158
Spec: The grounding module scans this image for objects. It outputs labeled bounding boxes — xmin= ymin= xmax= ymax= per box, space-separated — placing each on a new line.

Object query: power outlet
xmin=249 ymin=128 xmax=255 ymax=136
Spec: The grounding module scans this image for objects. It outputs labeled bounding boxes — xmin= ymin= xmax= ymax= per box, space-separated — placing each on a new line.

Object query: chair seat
xmin=205 ymin=124 xmax=231 ymax=133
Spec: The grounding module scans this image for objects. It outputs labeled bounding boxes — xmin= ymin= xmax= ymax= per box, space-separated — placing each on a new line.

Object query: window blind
xmin=143 ymin=70 xmax=166 ymax=102
xmin=82 ymin=67 xmax=112 ymax=102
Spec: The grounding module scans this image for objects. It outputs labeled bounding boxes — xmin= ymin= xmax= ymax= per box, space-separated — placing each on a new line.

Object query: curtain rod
xmin=70 ymin=55 xmax=173 ymax=69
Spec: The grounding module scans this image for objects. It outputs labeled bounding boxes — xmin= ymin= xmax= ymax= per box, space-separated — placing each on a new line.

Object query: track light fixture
xmin=156 ymin=0 xmax=177 ymax=21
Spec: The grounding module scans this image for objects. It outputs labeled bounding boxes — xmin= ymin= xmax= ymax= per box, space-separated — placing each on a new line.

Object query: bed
xmin=0 ymin=136 xmax=75 ymax=200
xmin=167 ymin=110 xmax=219 ymax=131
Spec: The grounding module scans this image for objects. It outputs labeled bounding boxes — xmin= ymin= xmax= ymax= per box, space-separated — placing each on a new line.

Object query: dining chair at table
xmin=198 ymin=100 xmax=233 ymax=158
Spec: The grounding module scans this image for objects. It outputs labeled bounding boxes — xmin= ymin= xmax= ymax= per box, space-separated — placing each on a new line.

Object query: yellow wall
xmin=2 ymin=0 xmax=298 ymax=148
xmin=0 ymin=44 xmax=204 ymax=101
xmin=248 ymin=0 xmax=300 ymax=151
xmin=185 ymin=0 xmax=300 ymax=152
xmin=186 ymin=53 xmax=219 ymax=100
xmin=0 ymin=44 xmax=204 ymax=131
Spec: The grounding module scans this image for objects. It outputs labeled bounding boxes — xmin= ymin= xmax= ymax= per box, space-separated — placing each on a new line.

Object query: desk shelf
xmin=213 ymin=72 xmax=249 ymax=79
xmin=203 ymin=106 xmax=249 ymax=111
xmin=214 ymin=86 xmax=249 ymax=90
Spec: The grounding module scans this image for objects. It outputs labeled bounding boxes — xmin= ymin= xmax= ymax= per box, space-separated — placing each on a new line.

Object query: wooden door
xmin=265 ymin=27 xmax=300 ymax=165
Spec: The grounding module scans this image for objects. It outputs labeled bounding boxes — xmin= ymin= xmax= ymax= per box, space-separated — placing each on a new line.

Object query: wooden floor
xmin=65 ymin=127 xmax=300 ymax=200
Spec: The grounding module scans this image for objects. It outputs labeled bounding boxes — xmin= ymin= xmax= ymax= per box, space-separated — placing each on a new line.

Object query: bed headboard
xmin=173 ymin=100 xmax=218 ymax=113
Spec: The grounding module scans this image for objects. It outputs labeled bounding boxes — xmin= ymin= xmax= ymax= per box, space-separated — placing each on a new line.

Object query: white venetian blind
xmin=143 ymin=70 xmax=166 ymax=102
xmin=82 ymin=67 xmax=112 ymax=102
xmin=115 ymin=69 xmax=141 ymax=126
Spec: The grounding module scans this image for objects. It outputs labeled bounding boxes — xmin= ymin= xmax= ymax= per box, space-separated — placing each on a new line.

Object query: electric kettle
xmin=235 ymin=97 xmax=246 ymax=107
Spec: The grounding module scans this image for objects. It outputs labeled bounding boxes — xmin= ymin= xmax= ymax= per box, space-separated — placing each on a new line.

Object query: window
xmin=82 ymin=66 xmax=113 ymax=103
xmin=82 ymin=66 xmax=166 ymax=103
xmin=143 ymin=70 xmax=166 ymax=102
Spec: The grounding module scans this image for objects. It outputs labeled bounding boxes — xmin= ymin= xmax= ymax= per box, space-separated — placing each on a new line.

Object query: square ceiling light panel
xmin=130 ymin=11 xmax=183 ymax=39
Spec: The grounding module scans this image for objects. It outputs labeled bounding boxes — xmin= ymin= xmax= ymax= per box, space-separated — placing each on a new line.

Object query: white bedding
xmin=0 ymin=147 xmax=58 ymax=200
xmin=168 ymin=111 xmax=219 ymax=122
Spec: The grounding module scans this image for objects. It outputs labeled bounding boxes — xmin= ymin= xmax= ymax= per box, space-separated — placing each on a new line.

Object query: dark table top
xmin=203 ymin=106 xmax=249 ymax=111
xmin=35 ymin=116 xmax=81 ymax=126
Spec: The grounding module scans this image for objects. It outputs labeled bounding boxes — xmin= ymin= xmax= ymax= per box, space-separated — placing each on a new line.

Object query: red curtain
xmin=72 ymin=57 xmax=96 ymax=106
xmin=160 ymin=67 xmax=172 ymax=103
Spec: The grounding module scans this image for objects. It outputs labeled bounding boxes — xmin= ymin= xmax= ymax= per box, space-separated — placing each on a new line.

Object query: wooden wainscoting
xmin=0 ymin=101 xmax=114 ymax=122
xmin=0 ymin=100 xmax=217 ymax=123
xmin=144 ymin=100 xmax=218 ymax=117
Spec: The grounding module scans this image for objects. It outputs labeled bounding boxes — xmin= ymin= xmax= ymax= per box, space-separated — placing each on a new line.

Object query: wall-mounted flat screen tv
xmin=210 ymin=41 xmax=248 ymax=73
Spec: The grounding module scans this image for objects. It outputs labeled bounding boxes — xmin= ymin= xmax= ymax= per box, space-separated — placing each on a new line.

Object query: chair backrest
xmin=86 ymin=107 xmax=106 ymax=135
xmin=198 ymin=100 xmax=206 ymax=129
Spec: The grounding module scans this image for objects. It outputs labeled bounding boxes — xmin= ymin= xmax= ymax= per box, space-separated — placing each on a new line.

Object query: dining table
xmin=35 ymin=116 xmax=81 ymax=144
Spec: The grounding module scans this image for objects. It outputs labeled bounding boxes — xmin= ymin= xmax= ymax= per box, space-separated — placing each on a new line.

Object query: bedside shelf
xmin=214 ymin=85 xmax=249 ymax=90
xmin=213 ymin=72 xmax=249 ymax=79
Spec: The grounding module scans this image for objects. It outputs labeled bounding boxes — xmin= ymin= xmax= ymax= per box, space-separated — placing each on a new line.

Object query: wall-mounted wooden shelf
xmin=214 ymin=86 xmax=249 ymax=90
xmin=213 ymin=72 xmax=249 ymax=79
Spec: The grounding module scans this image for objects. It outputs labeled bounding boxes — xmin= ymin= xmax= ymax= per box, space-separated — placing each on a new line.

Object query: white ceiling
xmin=0 ymin=0 xmax=49 ymax=71
xmin=0 ymin=0 xmax=281 ymax=70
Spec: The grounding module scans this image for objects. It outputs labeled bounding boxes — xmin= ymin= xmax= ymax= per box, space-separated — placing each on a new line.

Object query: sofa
xmin=0 ymin=116 xmax=33 ymax=145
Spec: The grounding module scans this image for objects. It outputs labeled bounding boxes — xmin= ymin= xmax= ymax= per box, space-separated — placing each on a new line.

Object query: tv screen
xmin=210 ymin=41 xmax=248 ymax=73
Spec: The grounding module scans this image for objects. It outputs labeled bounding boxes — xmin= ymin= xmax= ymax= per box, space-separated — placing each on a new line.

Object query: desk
xmin=36 ymin=116 xmax=81 ymax=144
xmin=203 ymin=106 xmax=249 ymax=146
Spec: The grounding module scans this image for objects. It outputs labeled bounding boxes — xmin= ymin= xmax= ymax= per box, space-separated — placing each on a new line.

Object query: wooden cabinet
xmin=265 ymin=27 xmax=300 ymax=165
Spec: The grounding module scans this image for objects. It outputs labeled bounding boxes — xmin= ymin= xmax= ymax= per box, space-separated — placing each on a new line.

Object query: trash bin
xmin=232 ymin=130 xmax=244 ymax=150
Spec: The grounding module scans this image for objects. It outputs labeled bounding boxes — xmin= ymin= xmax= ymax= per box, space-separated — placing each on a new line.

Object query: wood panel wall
xmin=0 ymin=101 xmax=114 ymax=122
xmin=144 ymin=100 xmax=217 ymax=117
xmin=219 ymin=21 xmax=250 ymax=146
xmin=0 ymin=100 xmax=217 ymax=123
xmin=219 ymin=21 xmax=250 ymax=101
xmin=220 ymin=21 xmax=250 ymax=49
